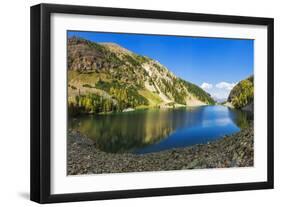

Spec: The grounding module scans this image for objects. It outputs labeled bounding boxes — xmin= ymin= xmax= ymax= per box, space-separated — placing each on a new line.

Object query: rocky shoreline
xmin=67 ymin=125 xmax=253 ymax=175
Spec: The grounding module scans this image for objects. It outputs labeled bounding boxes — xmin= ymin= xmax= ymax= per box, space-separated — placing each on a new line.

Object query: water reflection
xmin=229 ymin=108 xmax=253 ymax=129
xmin=68 ymin=106 xmax=252 ymax=154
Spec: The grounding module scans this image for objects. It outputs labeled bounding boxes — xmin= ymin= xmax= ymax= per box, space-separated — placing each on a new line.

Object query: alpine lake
xmin=68 ymin=105 xmax=253 ymax=154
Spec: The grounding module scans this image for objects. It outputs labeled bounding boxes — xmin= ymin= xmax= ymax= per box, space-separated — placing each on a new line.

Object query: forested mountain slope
xmin=67 ymin=37 xmax=215 ymax=115
xmin=227 ymin=75 xmax=254 ymax=111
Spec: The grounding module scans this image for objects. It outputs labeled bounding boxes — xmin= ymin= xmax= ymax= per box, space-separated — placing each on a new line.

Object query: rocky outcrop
xmin=67 ymin=36 xmax=215 ymax=114
xmin=67 ymin=124 xmax=254 ymax=175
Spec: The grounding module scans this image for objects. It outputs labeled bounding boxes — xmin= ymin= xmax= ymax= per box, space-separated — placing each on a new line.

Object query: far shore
xmin=80 ymin=102 xmax=211 ymax=116
xmin=67 ymin=123 xmax=253 ymax=175
xmin=223 ymin=102 xmax=234 ymax=108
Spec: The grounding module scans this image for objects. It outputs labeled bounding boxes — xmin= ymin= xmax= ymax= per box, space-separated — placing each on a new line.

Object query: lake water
xmin=68 ymin=105 xmax=252 ymax=154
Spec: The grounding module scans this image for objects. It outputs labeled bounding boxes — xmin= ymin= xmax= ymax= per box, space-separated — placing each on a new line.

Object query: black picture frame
xmin=30 ymin=3 xmax=274 ymax=204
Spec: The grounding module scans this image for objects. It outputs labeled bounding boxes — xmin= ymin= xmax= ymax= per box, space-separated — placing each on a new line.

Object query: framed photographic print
xmin=30 ymin=3 xmax=274 ymax=203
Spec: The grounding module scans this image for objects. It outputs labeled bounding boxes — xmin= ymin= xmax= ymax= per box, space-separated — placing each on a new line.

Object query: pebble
xmin=67 ymin=123 xmax=254 ymax=175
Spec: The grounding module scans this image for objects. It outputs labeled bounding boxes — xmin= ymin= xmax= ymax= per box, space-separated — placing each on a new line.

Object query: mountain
xmin=67 ymin=37 xmax=215 ymax=115
xmin=212 ymin=96 xmax=227 ymax=103
xmin=227 ymin=75 xmax=254 ymax=111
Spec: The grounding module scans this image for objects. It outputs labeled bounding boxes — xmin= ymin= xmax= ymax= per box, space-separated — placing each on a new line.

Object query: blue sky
xmin=68 ymin=31 xmax=254 ymax=101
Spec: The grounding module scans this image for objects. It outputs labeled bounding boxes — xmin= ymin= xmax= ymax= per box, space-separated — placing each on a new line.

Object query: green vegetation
xmin=134 ymin=54 xmax=150 ymax=64
xmin=123 ymin=54 xmax=142 ymax=67
xmin=67 ymin=36 xmax=216 ymax=115
xmin=68 ymin=94 xmax=115 ymax=116
xmin=161 ymin=78 xmax=187 ymax=104
xmin=228 ymin=76 xmax=254 ymax=109
xmin=95 ymin=80 xmax=149 ymax=107
xmin=138 ymin=89 xmax=163 ymax=106
xmin=180 ymin=79 xmax=215 ymax=105
xmin=68 ymin=71 xmax=108 ymax=84
xmin=86 ymin=39 xmax=123 ymax=67
xmin=69 ymin=80 xmax=150 ymax=116
xmin=86 ymin=40 xmax=106 ymax=53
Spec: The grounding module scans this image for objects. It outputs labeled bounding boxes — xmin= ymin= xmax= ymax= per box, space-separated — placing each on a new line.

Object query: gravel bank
xmin=67 ymin=125 xmax=253 ymax=175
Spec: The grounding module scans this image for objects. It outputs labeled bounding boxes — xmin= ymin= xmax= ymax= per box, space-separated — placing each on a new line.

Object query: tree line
xmin=68 ymin=80 xmax=149 ymax=116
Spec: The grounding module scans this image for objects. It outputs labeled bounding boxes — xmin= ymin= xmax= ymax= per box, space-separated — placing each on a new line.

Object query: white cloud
xmin=200 ymin=81 xmax=238 ymax=102
xmin=212 ymin=92 xmax=229 ymax=101
xmin=215 ymin=82 xmax=236 ymax=91
xmin=200 ymin=82 xmax=213 ymax=90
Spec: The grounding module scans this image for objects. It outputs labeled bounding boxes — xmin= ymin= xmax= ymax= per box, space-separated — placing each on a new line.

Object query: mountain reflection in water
xmin=68 ymin=105 xmax=252 ymax=154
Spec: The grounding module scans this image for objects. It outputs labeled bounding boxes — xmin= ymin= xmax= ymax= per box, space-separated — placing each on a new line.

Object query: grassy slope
xmin=68 ymin=71 xmax=108 ymax=84
xmin=67 ymin=37 xmax=215 ymax=114
xmin=138 ymin=89 xmax=163 ymax=107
